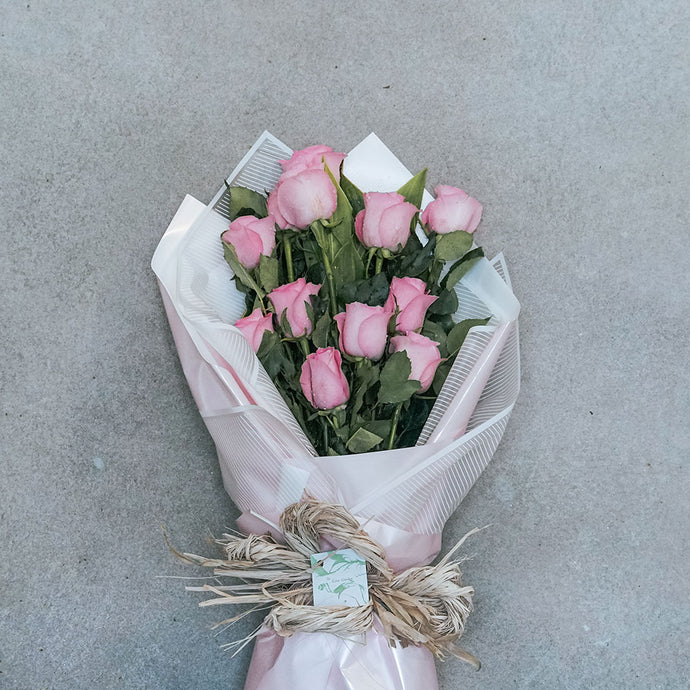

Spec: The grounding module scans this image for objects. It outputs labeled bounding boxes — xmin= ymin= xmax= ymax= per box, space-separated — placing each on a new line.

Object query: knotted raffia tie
xmin=173 ymin=497 xmax=481 ymax=669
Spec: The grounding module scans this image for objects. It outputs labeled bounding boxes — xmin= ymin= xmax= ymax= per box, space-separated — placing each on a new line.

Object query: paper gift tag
xmin=310 ymin=548 xmax=369 ymax=607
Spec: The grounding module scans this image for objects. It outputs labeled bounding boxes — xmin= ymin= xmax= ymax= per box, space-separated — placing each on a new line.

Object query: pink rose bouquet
xmin=152 ymin=132 xmax=521 ymax=690
xmin=217 ymin=143 xmax=495 ymax=456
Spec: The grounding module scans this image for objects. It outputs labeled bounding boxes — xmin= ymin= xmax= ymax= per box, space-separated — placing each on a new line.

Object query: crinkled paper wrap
xmin=152 ymin=133 xmax=521 ymax=690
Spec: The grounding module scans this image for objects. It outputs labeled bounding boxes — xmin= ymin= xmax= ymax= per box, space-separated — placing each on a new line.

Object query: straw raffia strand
xmin=174 ymin=497 xmax=481 ymax=669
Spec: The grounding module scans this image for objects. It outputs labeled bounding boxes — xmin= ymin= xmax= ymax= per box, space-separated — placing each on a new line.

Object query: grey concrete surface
xmin=1 ymin=1 xmax=688 ymax=688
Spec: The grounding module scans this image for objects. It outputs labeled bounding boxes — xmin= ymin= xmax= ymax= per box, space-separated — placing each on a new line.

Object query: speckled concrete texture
xmin=1 ymin=1 xmax=688 ymax=688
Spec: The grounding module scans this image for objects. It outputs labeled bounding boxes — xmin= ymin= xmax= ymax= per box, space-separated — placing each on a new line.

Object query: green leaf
xmin=362 ymin=419 xmax=392 ymax=439
xmin=256 ymin=328 xmax=279 ymax=357
xmin=427 ymin=288 xmax=458 ymax=316
xmin=378 ymin=351 xmax=422 ymax=404
xmin=340 ymin=174 xmax=365 ymax=216
xmin=256 ymin=332 xmax=296 ymax=379
xmin=349 ymin=361 xmax=379 ymax=420
xmin=257 ymin=254 xmax=279 ymax=293
xmin=441 ymin=247 xmax=485 ymax=290
xmin=306 ymin=261 xmax=326 ymax=285
xmin=279 ymin=309 xmax=294 ymax=338
xmin=340 ymin=273 xmax=390 ymax=307
xmin=346 ymin=427 xmax=384 ymax=453
xmin=432 ymin=360 xmax=453 ymax=395
xmin=446 ymin=317 xmax=491 ymax=356
xmin=340 ymin=281 xmax=358 ymax=304
xmin=397 ymin=396 xmax=433 ymax=446
xmin=300 ymin=233 xmax=326 ymax=283
xmin=222 ymin=242 xmax=265 ymax=298
xmin=286 ymin=394 xmax=309 ymax=435
xmin=334 ymin=424 xmax=351 ymax=442
xmin=322 ymin=164 xmax=354 ymax=232
xmin=331 ymin=242 xmax=364 ymax=292
xmin=396 ymin=232 xmax=435 ymax=278
xmin=368 ymin=272 xmax=390 ymax=306
xmin=322 ymin=165 xmax=365 ymax=289
xmin=311 ymin=312 xmax=332 ymax=349
xmin=427 ymin=259 xmax=444 ymax=289
xmin=305 ymin=299 xmax=315 ymax=328
xmin=435 ymin=230 xmax=474 ymax=262
xmin=397 ymin=169 xmax=427 ymax=209
xmin=226 ymin=186 xmax=268 ymax=220
xmin=421 ymin=319 xmax=448 ymax=357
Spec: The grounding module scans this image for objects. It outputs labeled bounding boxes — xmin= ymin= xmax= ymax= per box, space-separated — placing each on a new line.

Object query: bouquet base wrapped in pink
xmin=152 ymin=132 xmax=520 ymax=689
xmin=246 ymin=620 xmax=437 ymax=690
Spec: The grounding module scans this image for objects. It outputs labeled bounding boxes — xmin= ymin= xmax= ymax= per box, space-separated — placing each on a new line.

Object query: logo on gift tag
xmin=310 ymin=548 xmax=369 ymax=607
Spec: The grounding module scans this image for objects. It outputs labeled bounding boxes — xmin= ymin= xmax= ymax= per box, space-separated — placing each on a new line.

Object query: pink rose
xmin=389 ymin=332 xmax=442 ymax=393
xmin=333 ymin=302 xmax=392 ymax=361
xmin=234 ymin=308 xmax=274 ymax=353
xmin=280 ymin=145 xmax=346 ymax=182
xmin=354 ymin=192 xmax=418 ymax=251
xmin=385 ymin=277 xmax=438 ymax=333
xmin=221 ymin=215 xmax=276 ymax=269
xmin=420 ymin=185 xmax=482 ymax=234
xmin=268 ymin=278 xmax=321 ymax=337
xmin=300 ymin=347 xmax=350 ymax=410
xmin=267 ymin=169 xmax=338 ymax=230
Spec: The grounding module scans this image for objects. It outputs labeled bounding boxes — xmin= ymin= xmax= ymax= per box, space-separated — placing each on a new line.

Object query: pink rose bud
xmin=420 ymin=185 xmax=483 ymax=235
xmin=354 ymin=192 xmax=418 ymax=251
xmin=389 ymin=332 xmax=442 ymax=393
xmin=333 ymin=302 xmax=392 ymax=361
xmin=300 ymin=347 xmax=350 ymax=410
xmin=268 ymin=278 xmax=322 ymax=338
xmin=385 ymin=277 xmax=438 ymax=333
xmin=234 ymin=309 xmax=274 ymax=353
xmin=267 ymin=169 xmax=338 ymax=230
xmin=221 ymin=215 xmax=276 ymax=270
xmin=280 ymin=145 xmax=347 ymax=182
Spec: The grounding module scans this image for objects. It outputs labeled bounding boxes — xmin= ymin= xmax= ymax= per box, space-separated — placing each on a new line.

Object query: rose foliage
xmin=221 ymin=145 xmax=489 ymax=455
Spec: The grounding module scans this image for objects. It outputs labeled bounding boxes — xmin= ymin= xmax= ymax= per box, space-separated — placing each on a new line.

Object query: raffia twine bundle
xmin=173 ymin=497 xmax=481 ymax=669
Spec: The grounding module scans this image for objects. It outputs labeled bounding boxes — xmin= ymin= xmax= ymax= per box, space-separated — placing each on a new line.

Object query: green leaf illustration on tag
xmin=310 ymin=548 xmax=369 ymax=607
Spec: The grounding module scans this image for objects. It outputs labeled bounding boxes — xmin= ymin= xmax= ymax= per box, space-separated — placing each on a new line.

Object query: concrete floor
xmin=1 ymin=1 xmax=688 ymax=688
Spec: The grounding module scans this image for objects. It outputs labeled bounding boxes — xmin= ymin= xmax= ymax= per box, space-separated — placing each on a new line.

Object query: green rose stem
xmin=374 ymin=253 xmax=384 ymax=275
xmin=387 ymin=402 xmax=404 ymax=450
xmin=321 ymin=417 xmax=329 ymax=453
xmin=249 ymin=287 xmax=266 ymax=314
xmin=310 ymin=221 xmax=338 ymax=316
xmin=365 ymin=247 xmax=376 ymax=276
xmin=428 ymin=257 xmax=443 ymax=288
xmin=323 ymin=251 xmax=338 ymax=314
xmin=298 ymin=337 xmax=310 ymax=358
xmin=283 ymin=235 xmax=295 ymax=283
